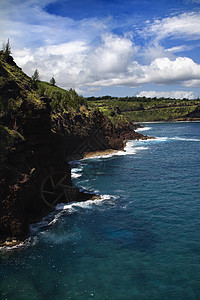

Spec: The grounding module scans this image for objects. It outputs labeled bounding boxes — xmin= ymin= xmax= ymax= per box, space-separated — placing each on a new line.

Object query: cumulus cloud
xmin=89 ymin=34 xmax=136 ymax=75
xmin=142 ymin=42 xmax=174 ymax=64
xmin=142 ymin=57 xmax=200 ymax=85
xmin=14 ymin=42 xmax=200 ymax=90
xmin=82 ymin=56 xmax=200 ymax=88
xmin=14 ymin=41 xmax=89 ymax=89
xmin=1 ymin=1 xmax=200 ymax=96
xmin=136 ymin=90 xmax=194 ymax=99
xmin=14 ymin=34 xmax=139 ymax=89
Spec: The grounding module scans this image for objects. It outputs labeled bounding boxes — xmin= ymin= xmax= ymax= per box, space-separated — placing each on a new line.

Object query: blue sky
xmin=1 ymin=0 xmax=200 ymax=98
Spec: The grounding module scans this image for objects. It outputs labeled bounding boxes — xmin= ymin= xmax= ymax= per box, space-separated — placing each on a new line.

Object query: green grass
xmin=87 ymin=97 xmax=200 ymax=122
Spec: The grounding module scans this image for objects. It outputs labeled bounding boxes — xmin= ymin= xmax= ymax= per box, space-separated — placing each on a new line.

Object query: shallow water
xmin=1 ymin=122 xmax=200 ymax=299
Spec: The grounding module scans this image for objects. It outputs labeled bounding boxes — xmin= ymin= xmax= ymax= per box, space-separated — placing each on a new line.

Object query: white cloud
xmin=14 ymin=43 xmax=200 ymax=89
xmin=88 ymin=34 xmax=137 ymax=76
xmin=14 ymin=48 xmax=34 ymax=65
xmin=142 ymin=42 xmax=174 ymax=64
xmin=82 ymin=56 xmax=200 ymax=88
xmin=0 ymin=0 xmax=106 ymax=50
xmin=165 ymin=45 xmax=193 ymax=53
xmin=1 ymin=1 xmax=200 ymax=96
xmin=142 ymin=57 xmax=200 ymax=85
xmin=147 ymin=12 xmax=200 ymax=41
xmin=13 ymin=34 xmax=138 ymax=89
xmin=136 ymin=90 xmax=194 ymax=99
xmin=14 ymin=41 xmax=89 ymax=88
xmin=87 ymin=87 xmax=102 ymax=94
xmin=183 ymin=79 xmax=200 ymax=87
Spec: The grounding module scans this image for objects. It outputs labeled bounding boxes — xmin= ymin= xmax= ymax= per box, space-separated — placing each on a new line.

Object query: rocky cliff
xmin=0 ymin=52 xmax=149 ymax=246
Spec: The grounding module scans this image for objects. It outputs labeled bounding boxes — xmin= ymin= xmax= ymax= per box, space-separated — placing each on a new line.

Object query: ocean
xmin=1 ymin=122 xmax=200 ymax=299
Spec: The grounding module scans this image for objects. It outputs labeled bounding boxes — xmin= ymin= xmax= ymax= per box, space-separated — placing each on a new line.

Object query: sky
xmin=1 ymin=0 xmax=200 ymax=99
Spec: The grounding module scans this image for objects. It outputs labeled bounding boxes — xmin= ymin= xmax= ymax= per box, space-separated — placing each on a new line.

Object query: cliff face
xmin=0 ymin=53 xmax=148 ymax=245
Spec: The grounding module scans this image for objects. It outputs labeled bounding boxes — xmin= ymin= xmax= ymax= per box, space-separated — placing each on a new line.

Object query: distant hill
xmin=86 ymin=96 xmax=200 ymax=122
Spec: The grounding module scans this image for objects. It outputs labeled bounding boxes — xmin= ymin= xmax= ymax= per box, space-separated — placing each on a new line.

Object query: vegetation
xmin=0 ymin=50 xmax=94 ymax=166
xmin=1 ymin=43 xmax=200 ymax=168
xmin=32 ymin=69 xmax=40 ymax=82
xmin=87 ymin=96 xmax=200 ymax=122
xmin=37 ymin=81 xmax=86 ymax=111
xmin=50 ymin=77 xmax=56 ymax=86
xmin=2 ymin=39 xmax=11 ymax=61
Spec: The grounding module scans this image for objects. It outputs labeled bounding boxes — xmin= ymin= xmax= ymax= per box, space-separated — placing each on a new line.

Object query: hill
xmin=87 ymin=96 xmax=200 ymax=122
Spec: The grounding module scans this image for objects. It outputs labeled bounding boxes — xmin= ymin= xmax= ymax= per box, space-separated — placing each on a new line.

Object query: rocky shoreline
xmin=0 ymin=52 xmax=154 ymax=247
xmin=0 ymin=117 xmax=153 ymax=247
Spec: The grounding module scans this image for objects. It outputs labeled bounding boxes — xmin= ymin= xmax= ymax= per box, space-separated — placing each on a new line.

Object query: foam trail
xmin=144 ymin=137 xmax=168 ymax=142
xmin=170 ymin=137 xmax=200 ymax=142
xmin=71 ymin=166 xmax=83 ymax=178
xmin=71 ymin=173 xmax=82 ymax=178
xmin=135 ymin=126 xmax=152 ymax=132
xmin=56 ymin=194 xmax=115 ymax=211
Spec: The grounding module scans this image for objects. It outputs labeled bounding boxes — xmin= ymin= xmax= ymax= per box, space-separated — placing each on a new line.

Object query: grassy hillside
xmin=0 ymin=52 xmax=134 ymax=168
xmin=87 ymin=96 xmax=200 ymax=122
xmin=0 ymin=52 xmax=88 ymax=167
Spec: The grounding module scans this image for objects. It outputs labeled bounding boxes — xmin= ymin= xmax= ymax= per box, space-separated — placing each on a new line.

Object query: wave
xmin=0 ymin=237 xmax=37 ymax=253
xmin=46 ymin=194 xmax=118 ymax=226
xmin=56 ymin=194 xmax=117 ymax=211
xmin=71 ymin=172 xmax=82 ymax=178
xmin=154 ymin=137 xmax=168 ymax=142
xmin=80 ymin=141 xmax=149 ymax=161
xmin=70 ymin=166 xmax=82 ymax=177
xmin=170 ymin=137 xmax=200 ymax=142
xmin=139 ymin=136 xmax=200 ymax=143
xmin=137 ymin=136 xmax=168 ymax=143
xmin=25 ymin=194 xmax=119 ymax=242
xmin=135 ymin=126 xmax=152 ymax=132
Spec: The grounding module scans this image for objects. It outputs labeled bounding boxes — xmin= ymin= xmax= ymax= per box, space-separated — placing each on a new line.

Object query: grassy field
xmin=86 ymin=96 xmax=200 ymax=122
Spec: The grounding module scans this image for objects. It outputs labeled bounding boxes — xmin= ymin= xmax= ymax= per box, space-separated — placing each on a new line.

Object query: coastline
xmin=83 ymin=135 xmax=155 ymax=159
xmin=0 ymin=121 xmax=153 ymax=249
xmin=83 ymin=148 xmax=121 ymax=159
xmin=135 ymin=120 xmax=200 ymax=124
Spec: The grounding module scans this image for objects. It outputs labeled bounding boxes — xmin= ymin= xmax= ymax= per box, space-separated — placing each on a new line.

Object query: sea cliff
xmin=0 ymin=52 xmax=151 ymax=246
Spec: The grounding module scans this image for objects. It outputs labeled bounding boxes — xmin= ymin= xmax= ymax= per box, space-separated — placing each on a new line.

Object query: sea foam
xmin=135 ymin=126 xmax=152 ymax=132
xmin=170 ymin=137 xmax=200 ymax=142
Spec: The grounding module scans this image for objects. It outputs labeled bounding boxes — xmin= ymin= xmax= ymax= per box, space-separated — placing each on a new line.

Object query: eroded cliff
xmin=0 ymin=52 xmax=149 ymax=245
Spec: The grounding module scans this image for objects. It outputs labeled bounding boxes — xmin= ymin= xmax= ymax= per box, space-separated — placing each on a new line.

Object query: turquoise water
xmin=1 ymin=122 xmax=200 ymax=299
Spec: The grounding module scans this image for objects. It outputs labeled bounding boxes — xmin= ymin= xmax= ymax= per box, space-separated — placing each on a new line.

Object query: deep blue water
xmin=1 ymin=122 xmax=200 ymax=299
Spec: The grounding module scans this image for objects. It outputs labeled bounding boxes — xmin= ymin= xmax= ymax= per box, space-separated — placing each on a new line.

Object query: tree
xmin=31 ymin=69 xmax=40 ymax=89
xmin=32 ymin=69 xmax=40 ymax=82
xmin=5 ymin=39 xmax=11 ymax=56
xmin=2 ymin=39 xmax=11 ymax=60
xmin=50 ymin=77 xmax=56 ymax=86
